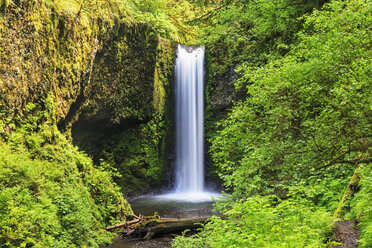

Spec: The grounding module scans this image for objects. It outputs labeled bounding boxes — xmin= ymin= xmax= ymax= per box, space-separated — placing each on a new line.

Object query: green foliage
xmin=132 ymin=0 xmax=198 ymax=41
xmin=202 ymin=0 xmax=326 ymax=170
xmin=1 ymin=0 xmax=370 ymax=247
xmin=210 ymin=0 xmax=371 ymax=198
xmin=173 ymin=196 xmax=334 ymax=248
xmin=101 ymin=118 xmax=169 ymax=195
xmin=0 ymin=96 xmax=132 ymax=247
xmin=43 ymin=0 xmax=198 ymax=41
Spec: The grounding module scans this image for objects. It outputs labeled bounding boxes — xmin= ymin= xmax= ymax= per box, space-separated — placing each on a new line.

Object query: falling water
xmin=175 ymin=44 xmax=205 ymax=193
xmin=124 ymin=44 xmax=219 ymax=203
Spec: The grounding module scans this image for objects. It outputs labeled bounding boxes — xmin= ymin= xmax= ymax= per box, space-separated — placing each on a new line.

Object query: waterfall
xmin=139 ymin=44 xmax=219 ymax=202
xmin=175 ymin=44 xmax=205 ymax=193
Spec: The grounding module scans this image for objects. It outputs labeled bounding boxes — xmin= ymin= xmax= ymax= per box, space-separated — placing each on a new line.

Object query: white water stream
xmin=175 ymin=44 xmax=205 ymax=193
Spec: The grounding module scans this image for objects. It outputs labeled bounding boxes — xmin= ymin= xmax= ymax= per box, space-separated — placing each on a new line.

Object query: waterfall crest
xmin=175 ymin=44 xmax=205 ymax=193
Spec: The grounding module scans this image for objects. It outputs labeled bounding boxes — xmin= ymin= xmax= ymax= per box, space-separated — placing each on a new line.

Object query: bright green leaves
xmin=213 ymin=0 xmax=371 ymax=198
xmin=130 ymin=0 xmax=200 ymax=42
xmin=174 ymin=196 xmax=334 ymax=248
xmin=0 ymin=118 xmax=132 ymax=247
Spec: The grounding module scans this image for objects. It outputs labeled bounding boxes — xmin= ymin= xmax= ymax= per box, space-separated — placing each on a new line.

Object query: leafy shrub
xmin=173 ymin=196 xmax=334 ymax=248
xmin=210 ymin=0 xmax=371 ymax=199
xmin=0 ymin=97 xmax=132 ymax=247
xmin=201 ymin=0 xmax=323 ymax=76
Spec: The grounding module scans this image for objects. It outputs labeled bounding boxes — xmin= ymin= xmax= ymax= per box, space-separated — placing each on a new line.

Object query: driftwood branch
xmin=105 ymin=214 xmax=142 ymax=231
xmin=105 ymin=219 xmax=140 ymax=231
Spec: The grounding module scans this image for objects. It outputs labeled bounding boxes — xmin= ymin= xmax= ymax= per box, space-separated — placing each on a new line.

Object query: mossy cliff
xmin=0 ymin=0 xmax=185 ymax=246
xmin=71 ymin=31 xmax=176 ymax=195
xmin=0 ymin=0 xmax=98 ymax=123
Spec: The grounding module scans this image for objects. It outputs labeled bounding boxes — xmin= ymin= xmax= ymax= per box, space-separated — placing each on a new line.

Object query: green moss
xmin=0 ymin=0 xmax=99 ymax=124
xmin=334 ymin=165 xmax=362 ymax=218
xmin=82 ymin=23 xmax=159 ymax=124
xmin=0 ymin=0 xmax=9 ymax=15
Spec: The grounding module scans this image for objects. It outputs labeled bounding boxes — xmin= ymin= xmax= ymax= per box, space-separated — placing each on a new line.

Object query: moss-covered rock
xmin=0 ymin=0 xmax=100 ymax=124
xmin=72 ymin=35 xmax=176 ymax=195
xmin=82 ymin=23 xmax=159 ymax=124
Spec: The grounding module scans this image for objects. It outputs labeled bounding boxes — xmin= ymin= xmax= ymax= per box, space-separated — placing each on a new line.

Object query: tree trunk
xmin=133 ymin=217 xmax=210 ymax=240
xmin=334 ymin=165 xmax=361 ymax=218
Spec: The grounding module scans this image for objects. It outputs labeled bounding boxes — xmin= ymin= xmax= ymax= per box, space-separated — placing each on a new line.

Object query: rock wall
xmin=0 ymin=0 xmax=98 ymax=123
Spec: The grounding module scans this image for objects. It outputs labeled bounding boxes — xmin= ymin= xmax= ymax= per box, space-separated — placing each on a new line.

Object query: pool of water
xmin=130 ymin=192 xmax=220 ymax=218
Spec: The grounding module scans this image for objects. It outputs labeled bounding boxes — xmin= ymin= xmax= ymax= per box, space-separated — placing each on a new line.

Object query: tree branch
xmin=317 ymin=145 xmax=371 ymax=170
xmin=185 ymin=0 xmax=236 ymax=24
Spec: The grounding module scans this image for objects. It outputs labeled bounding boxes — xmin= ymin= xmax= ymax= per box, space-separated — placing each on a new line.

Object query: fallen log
xmin=131 ymin=216 xmax=211 ymax=240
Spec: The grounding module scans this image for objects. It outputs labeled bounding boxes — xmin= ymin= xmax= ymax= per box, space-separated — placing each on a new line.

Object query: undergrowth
xmin=173 ymin=196 xmax=334 ymax=248
xmin=0 ymin=96 xmax=132 ymax=247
